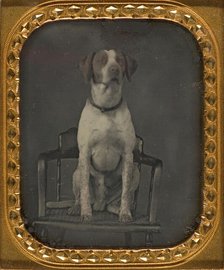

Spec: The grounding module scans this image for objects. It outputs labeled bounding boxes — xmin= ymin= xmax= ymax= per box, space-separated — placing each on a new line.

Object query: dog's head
xmin=79 ymin=50 xmax=137 ymax=85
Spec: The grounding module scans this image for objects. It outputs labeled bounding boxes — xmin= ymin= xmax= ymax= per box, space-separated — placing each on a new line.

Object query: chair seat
xmin=33 ymin=209 xmax=160 ymax=233
xmin=32 ymin=216 xmax=160 ymax=248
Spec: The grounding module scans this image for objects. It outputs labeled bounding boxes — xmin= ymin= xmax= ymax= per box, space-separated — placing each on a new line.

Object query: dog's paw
xmin=93 ymin=200 xmax=106 ymax=211
xmin=67 ymin=204 xmax=80 ymax=216
xmin=81 ymin=214 xmax=92 ymax=223
xmin=81 ymin=206 xmax=92 ymax=222
xmin=119 ymin=210 xmax=133 ymax=223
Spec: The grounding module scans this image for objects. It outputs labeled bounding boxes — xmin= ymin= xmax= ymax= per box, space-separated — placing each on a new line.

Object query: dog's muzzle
xmin=108 ymin=64 xmax=122 ymax=84
xmin=109 ymin=64 xmax=119 ymax=76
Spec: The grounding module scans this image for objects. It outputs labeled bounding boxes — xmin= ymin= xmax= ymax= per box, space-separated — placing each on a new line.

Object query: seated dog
xmin=68 ymin=49 xmax=140 ymax=223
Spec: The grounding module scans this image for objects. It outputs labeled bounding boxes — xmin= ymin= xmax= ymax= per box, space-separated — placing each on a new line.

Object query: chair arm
xmin=38 ymin=148 xmax=79 ymax=161
xmin=136 ymin=152 xmax=163 ymax=168
xmin=38 ymin=149 xmax=60 ymax=162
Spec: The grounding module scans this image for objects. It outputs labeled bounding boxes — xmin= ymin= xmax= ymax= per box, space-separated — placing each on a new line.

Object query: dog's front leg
xmin=119 ymin=152 xmax=133 ymax=223
xmin=79 ymin=151 xmax=92 ymax=222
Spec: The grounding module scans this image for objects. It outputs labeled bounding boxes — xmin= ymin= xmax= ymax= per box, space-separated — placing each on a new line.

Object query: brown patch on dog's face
xmin=115 ymin=51 xmax=126 ymax=73
xmin=92 ymin=50 xmax=108 ymax=83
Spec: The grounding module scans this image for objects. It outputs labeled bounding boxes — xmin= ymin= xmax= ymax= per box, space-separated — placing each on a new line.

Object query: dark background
xmin=20 ymin=19 xmax=203 ymax=247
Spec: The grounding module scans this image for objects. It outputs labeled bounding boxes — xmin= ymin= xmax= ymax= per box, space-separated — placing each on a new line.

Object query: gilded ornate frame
xmin=0 ymin=0 xmax=223 ymax=269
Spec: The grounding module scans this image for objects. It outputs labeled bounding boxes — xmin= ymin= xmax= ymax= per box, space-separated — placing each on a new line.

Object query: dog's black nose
xmin=110 ymin=65 xmax=119 ymax=75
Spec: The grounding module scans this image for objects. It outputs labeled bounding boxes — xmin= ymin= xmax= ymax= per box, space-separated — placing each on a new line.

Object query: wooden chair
xmin=33 ymin=127 xmax=162 ymax=247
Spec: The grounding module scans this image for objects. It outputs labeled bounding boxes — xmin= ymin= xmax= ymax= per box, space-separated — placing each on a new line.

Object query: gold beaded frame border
xmin=3 ymin=0 xmax=220 ymax=268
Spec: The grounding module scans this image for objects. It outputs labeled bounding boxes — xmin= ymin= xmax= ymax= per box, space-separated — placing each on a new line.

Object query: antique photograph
xmin=20 ymin=19 xmax=203 ymax=248
xmin=1 ymin=0 xmax=223 ymax=268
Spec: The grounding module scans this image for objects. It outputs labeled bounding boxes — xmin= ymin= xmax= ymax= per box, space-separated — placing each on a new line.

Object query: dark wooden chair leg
xmin=145 ymin=231 xmax=153 ymax=247
xmin=148 ymin=160 xmax=162 ymax=224
xmin=38 ymin=157 xmax=47 ymax=217
xmin=56 ymin=158 xmax=61 ymax=202
xmin=124 ymin=232 xmax=132 ymax=246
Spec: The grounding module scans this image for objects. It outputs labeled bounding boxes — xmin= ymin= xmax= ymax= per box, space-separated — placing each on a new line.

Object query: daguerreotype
xmin=0 ymin=0 xmax=223 ymax=269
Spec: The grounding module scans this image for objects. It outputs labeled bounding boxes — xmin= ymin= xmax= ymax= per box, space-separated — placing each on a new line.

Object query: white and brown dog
xmin=69 ymin=49 xmax=140 ymax=223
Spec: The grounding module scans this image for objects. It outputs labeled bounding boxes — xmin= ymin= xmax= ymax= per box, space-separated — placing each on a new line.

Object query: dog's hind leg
xmin=90 ymin=167 xmax=106 ymax=212
xmin=67 ymin=168 xmax=81 ymax=215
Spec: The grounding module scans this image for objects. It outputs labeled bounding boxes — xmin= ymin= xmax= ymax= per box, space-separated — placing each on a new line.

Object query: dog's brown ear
xmin=79 ymin=52 xmax=95 ymax=83
xmin=124 ymin=54 xmax=138 ymax=81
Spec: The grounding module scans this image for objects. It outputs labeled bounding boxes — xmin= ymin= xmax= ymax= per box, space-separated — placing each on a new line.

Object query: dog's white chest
xmin=81 ymin=103 xmax=134 ymax=142
xmin=91 ymin=113 xmax=124 ymax=144
xmin=77 ymin=103 xmax=136 ymax=172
